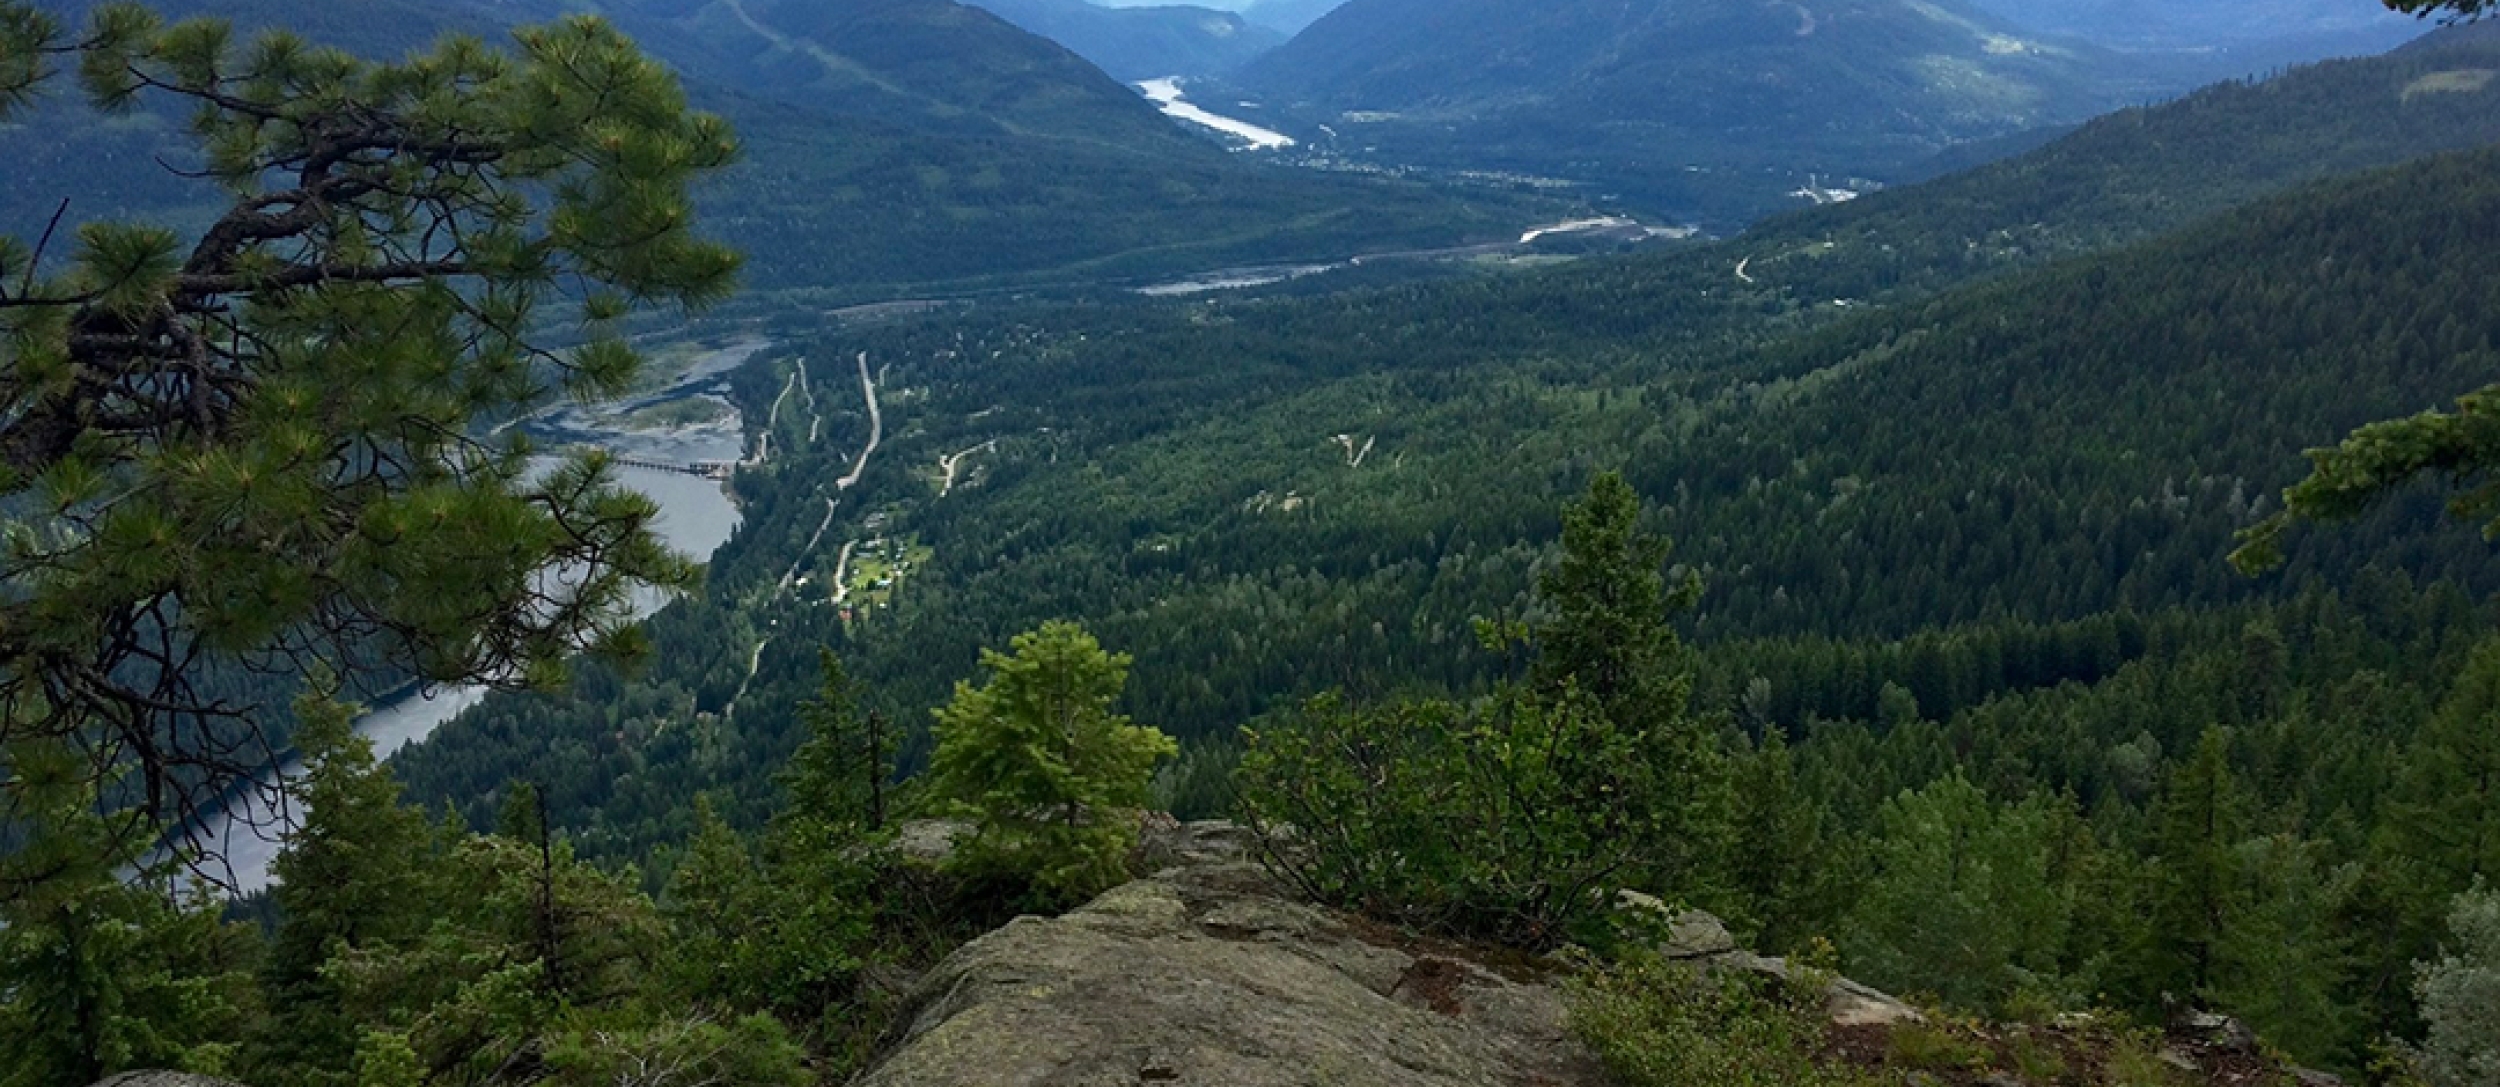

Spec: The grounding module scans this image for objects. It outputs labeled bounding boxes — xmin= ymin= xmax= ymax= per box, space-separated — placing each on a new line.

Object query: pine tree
xmin=1725 ymin=729 xmax=1841 ymax=954
xmin=661 ymin=796 xmax=764 ymax=1006
xmin=927 ymin=621 xmax=1176 ymax=906
xmin=1529 ymin=471 xmax=1699 ymax=731
xmin=1841 ymin=776 xmax=2070 ymax=1014
xmin=1526 ymin=471 xmax=1726 ymax=896
xmin=2209 ymin=835 xmax=2361 ymax=1069
xmin=782 ymin=648 xmax=893 ymax=833
xmin=0 ymin=0 xmax=740 ymax=844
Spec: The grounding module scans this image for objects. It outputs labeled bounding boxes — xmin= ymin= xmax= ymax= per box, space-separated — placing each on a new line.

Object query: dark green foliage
xmin=2149 ymin=729 xmax=2247 ymax=1002
xmin=659 ymin=797 xmax=876 ymax=1033
xmin=1840 ymin=778 xmax=2071 ymax=1015
xmin=1724 ymin=730 xmax=1847 ymax=956
xmin=0 ymin=744 xmax=255 ymax=1086
xmin=252 ymin=694 xmax=438 ymax=1087
xmin=783 ymin=649 xmax=895 ymax=833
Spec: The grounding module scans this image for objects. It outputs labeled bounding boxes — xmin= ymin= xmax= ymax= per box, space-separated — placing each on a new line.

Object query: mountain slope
xmin=1233 ymin=0 xmax=2145 ymax=224
xmin=964 ymin=0 xmax=1282 ymax=79
xmin=3 ymin=0 xmax=1556 ymax=296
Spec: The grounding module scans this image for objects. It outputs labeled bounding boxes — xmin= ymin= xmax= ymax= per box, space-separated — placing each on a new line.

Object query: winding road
xmin=838 ymin=352 xmax=883 ymax=492
xmin=937 ymin=440 xmax=998 ymax=498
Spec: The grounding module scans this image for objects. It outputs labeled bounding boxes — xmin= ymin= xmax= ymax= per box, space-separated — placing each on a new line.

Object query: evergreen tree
xmin=782 ymin=648 xmax=893 ymax=833
xmin=2209 ymin=835 xmax=2361 ymax=1069
xmin=0 ymin=0 xmax=739 ymax=840
xmin=252 ymin=692 xmax=436 ymax=1087
xmin=1529 ymin=471 xmax=1700 ymax=731
xmin=927 ymin=621 xmax=1176 ymax=906
xmin=2395 ymin=638 xmax=2500 ymax=890
xmin=1725 ymin=729 xmax=1843 ymax=954
xmin=2148 ymin=728 xmax=2246 ymax=1004
xmin=0 ymin=741 xmax=252 ymax=1087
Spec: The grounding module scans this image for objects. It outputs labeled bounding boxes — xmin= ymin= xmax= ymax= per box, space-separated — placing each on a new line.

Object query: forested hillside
xmin=396 ymin=135 xmax=2500 ymax=856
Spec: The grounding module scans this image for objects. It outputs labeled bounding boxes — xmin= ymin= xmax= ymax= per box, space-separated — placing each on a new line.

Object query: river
xmin=188 ymin=340 xmax=764 ymax=896
xmin=1138 ymin=78 xmax=1296 ymax=151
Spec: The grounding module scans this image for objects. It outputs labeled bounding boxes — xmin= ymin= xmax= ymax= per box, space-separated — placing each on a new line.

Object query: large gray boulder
xmin=851 ymin=824 xmax=1605 ymax=1087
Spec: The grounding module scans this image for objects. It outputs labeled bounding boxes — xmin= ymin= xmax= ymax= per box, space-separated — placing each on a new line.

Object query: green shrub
xmin=1883 ymin=1023 xmax=1991 ymax=1073
xmin=1569 ymin=954 xmax=1898 ymax=1087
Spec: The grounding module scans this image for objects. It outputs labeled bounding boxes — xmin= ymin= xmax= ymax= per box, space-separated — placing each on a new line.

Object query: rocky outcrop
xmin=1623 ymin=889 xmax=1923 ymax=1030
xmin=852 ymin=821 xmax=1607 ymax=1087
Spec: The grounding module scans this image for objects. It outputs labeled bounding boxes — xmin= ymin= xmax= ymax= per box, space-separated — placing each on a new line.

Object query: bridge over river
xmin=605 ymin=455 xmax=735 ymax=481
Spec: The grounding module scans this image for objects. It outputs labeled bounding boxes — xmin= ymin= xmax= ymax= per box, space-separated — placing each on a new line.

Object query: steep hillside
xmin=964 ymin=0 xmax=1282 ymax=79
xmin=1231 ymin=0 xmax=2170 ymax=222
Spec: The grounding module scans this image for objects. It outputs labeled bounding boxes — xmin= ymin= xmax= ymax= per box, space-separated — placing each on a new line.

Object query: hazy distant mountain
xmin=1234 ymin=0 xmax=2145 ymax=223
xmin=966 ymin=0 xmax=1282 ymax=79
xmin=1959 ymin=0 xmax=2417 ymax=51
xmin=1238 ymin=0 xmax=1347 ymax=34
xmin=1244 ymin=0 xmax=2106 ymax=121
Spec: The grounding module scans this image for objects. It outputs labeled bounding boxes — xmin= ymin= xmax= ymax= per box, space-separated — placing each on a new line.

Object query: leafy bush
xmin=1236 ymin=473 xmax=1726 ymax=951
xmin=2415 ymin=885 xmax=2500 ymax=1087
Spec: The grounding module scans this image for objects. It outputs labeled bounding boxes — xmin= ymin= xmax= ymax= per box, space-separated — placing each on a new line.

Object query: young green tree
xmin=1841 ymin=777 xmax=2071 ymax=1014
xmin=1525 ymin=471 xmax=1726 ymax=899
xmin=926 ymin=621 xmax=1176 ymax=907
xmin=1529 ymin=471 xmax=1701 ymax=733
xmin=1725 ymin=729 xmax=1844 ymax=955
xmin=2209 ymin=835 xmax=2361 ymax=1069
xmin=0 ymin=0 xmax=738 ymax=850
xmin=782 ymin=648 xmax=893 ymax=833
xmin=0 ymin=741 xmax=254 ymax=1087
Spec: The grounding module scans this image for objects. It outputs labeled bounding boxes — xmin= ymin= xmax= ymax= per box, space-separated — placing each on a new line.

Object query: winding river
xmin=189 ymin=340 xmax=765 ymax=896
